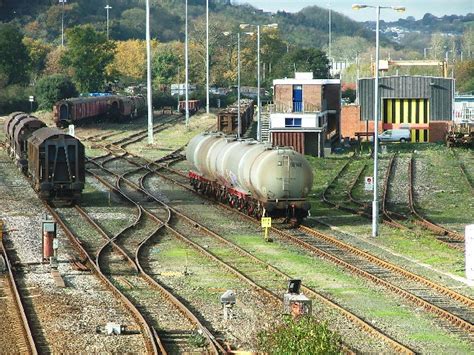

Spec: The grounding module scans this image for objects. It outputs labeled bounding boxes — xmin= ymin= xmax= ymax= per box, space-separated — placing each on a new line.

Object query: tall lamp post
xmin=146 ymin=0 xmax=153 ymax=144
xmin=185 ymin=0 xmax=189 ymax=127
xmin=328 ymin=2 xmax=332 ymax=61
xmin=105 ymin=5 xmax=112 ymax=40
xmin=60 ymin=0 xmax=66 ymax=47
xmin=240 ymin=23 xmax=278 ymax=142
xmin=206 ymin=0 xmax=210 ymax=114
xmin=352 ymin=4 xmax=405 ymax=237
xmin=223 ymin=31 xmax=242 ymax=138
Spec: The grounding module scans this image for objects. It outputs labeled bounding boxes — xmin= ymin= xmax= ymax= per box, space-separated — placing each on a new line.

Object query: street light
xmin=223 ymin=31 xmax=242 ymax=138
xmin=239 ymin=23 xmax=278 ymax=142
xmin=59 ymin=0 xmax=66 ymax=47
xmin=206 ymin=0 xmax=210 ymax=114
xmin=146 ymin=0 xmax=153 ymax=144
xmin=105 ymin=5 xmax=112 ymax=40
xmin=352 ymin=4 xmax=405 ymax=237
xmin=328 ymin=1 xmax=332 ymax=62
xmin=185 ymin=0 xmax=189 ymax=127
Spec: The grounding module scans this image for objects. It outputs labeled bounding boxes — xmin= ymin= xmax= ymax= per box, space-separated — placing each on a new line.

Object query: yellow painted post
xmin=403 ymin=100 xmax=409 ymax=124
xmin=395 ymin=99 xmax=401 ymax=124
xmin=261 ymin=217 xmax=272 ymax=242
xmin=387 ymin=99 xmax=393 ymax=124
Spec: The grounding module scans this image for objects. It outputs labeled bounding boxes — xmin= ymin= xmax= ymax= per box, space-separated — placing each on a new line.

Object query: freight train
xmin=179 ymin=100 xmax=200 ymax=116
xmin=53 ymin=95 xmax=146 ymax=127
xmin=217 ymin=99 xmax=254 ymax=136
xmin=186 ymin=132 xmax=313 ymax=224
xmin=4 ymin=112 xmax=85 ymax=201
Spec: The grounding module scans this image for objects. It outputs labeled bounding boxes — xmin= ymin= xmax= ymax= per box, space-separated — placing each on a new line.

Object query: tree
xmin=43 ymin=46 xmax=68 ymax=76
xmin=258 ymin=316 xmax=341 ymax=354
xmin=35 ymin=74 xmax=78 ymax=110
xmin=430 ymin=32 xmax=448 ymax=60
xmin=23 ymin=37 xmax=52 ymax=82
xmin=274 ymin=48 xmax=330 ymax=79
xmin=61 ymin=25 xmax=115 ymax=92
xmin=455 ymin=60 xmax=474 ymax=93
xmin=107 ymin=39 xmax=150 ymax=83
xmin=0 ymin=23 xmax=30 ymax=86
xmin=152 ymin=50 xmax=180 ymax=86
xmin=462 ymin=27 xmax=474 ymax=59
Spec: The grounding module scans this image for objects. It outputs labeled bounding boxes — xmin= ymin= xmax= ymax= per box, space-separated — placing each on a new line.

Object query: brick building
xmin=268 ymin=72 xmax=340 ymax=156
xmin=341 ymin=76 xmax=454 ymax=143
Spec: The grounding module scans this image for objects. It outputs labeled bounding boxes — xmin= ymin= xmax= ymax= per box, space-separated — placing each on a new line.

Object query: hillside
xmin=0 ymin=0 xmax=375 ymax=48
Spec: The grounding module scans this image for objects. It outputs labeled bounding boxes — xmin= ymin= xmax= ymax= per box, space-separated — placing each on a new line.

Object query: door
xmin=293 ymin=85 xmax=303 ymax=112
xmin=383 ymin=98 xmax=429 ymax=142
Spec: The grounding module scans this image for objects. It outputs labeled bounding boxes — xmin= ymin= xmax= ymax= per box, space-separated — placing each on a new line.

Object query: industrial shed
xmin=357 ymin=76 xmax=454 ymax=142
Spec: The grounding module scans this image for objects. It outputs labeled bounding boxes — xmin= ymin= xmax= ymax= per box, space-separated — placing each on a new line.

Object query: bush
xmin=35 ymin=74 xmax=78 ymax=110
xmin=152 ymin=91 xmax=177 ymax=108
xmin=258 ymin=316 xmax=342 ymax=355
xmin=0 ymin=84 xmax=34 ymax=115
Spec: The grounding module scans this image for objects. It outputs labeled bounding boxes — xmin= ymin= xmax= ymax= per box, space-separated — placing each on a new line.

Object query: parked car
xmin=378 ymin=129 xmax=411 ymax=143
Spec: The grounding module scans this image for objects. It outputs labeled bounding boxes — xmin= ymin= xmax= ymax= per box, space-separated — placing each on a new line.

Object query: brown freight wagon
xmin=217 ymin=99 xmax=254 ymax=136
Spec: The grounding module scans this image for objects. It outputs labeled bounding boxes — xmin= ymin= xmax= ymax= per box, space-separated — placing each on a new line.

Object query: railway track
xmin=408 ymin=155 xmax=465 ymax=248
xmin=322 ymin=157 xmax=401 ymax=229
xmin=43 ymin=203 xmax=161 ymax=354
xmin=137 ymin=155 xmax=474 ymax=340
xmin=83 ymin=127 xmax=474 ymax=350
xmin=0 ymin=223 xmax=38 ymax=354
xmin=95 ymin=150 xmax=420 ymax=352
xmin=451 ymin=149 xmax=474 ymax=193
xmin=89 ymin=165 xmax=224 ymax=353
xmin=90 ymin=152 xmax=416 ymax=353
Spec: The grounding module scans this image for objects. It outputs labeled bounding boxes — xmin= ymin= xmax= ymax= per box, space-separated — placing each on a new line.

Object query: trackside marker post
xmin=466 ymin=224 xmax=474 ymax=281
xmin=261 ymin=217 xmax=272 ymax=242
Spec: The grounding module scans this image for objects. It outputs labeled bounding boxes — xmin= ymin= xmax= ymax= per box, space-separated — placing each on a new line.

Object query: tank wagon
xmin=179 ymin=100 xmax=200 ymax=116
xmin=3 ymin=112 xmax=85 ymax=202
xmin=53 ymin=95 xmax=146 ymax=127
xmin=217 ymin=99 xmax=254 ymax=136
xmin=186 ymin=132 xmax=313 ymax=224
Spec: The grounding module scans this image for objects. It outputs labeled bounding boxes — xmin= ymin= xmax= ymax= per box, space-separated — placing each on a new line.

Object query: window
xmin=285 ymin=118 xmax=302 ymax=127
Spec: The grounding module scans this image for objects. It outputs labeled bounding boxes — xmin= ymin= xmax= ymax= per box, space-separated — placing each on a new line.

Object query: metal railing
xmin=266 ymin=101 xmax=321 ymax=113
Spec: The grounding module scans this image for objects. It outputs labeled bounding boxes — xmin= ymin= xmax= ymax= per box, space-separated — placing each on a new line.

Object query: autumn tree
xmin=43 ymin=46 xmax=68 ymax=76
xmin=61 ymin=25 xmax=115 ymax=92
xmin=107 ymin=39 xmax=151 ymax=83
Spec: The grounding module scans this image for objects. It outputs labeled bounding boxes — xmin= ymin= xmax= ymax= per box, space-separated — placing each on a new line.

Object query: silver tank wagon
xmin=186 ymin=132 xmax=313 ymax=223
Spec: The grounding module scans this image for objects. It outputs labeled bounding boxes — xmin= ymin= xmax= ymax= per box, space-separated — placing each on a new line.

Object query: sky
xmin=233 ymin=0 xmax=473 ymax=22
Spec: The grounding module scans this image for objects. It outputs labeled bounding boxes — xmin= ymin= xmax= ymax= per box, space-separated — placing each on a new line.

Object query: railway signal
xmin=365 ymin=176 xmax=374 ymax=191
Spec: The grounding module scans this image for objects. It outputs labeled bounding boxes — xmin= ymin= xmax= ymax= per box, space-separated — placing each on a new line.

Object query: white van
xmin=378 ymin=129 xmax=411 ymax=143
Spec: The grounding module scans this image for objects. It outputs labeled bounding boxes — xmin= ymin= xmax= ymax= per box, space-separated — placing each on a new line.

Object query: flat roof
xmin=273 ymin=78 xmax=340 ymax=85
